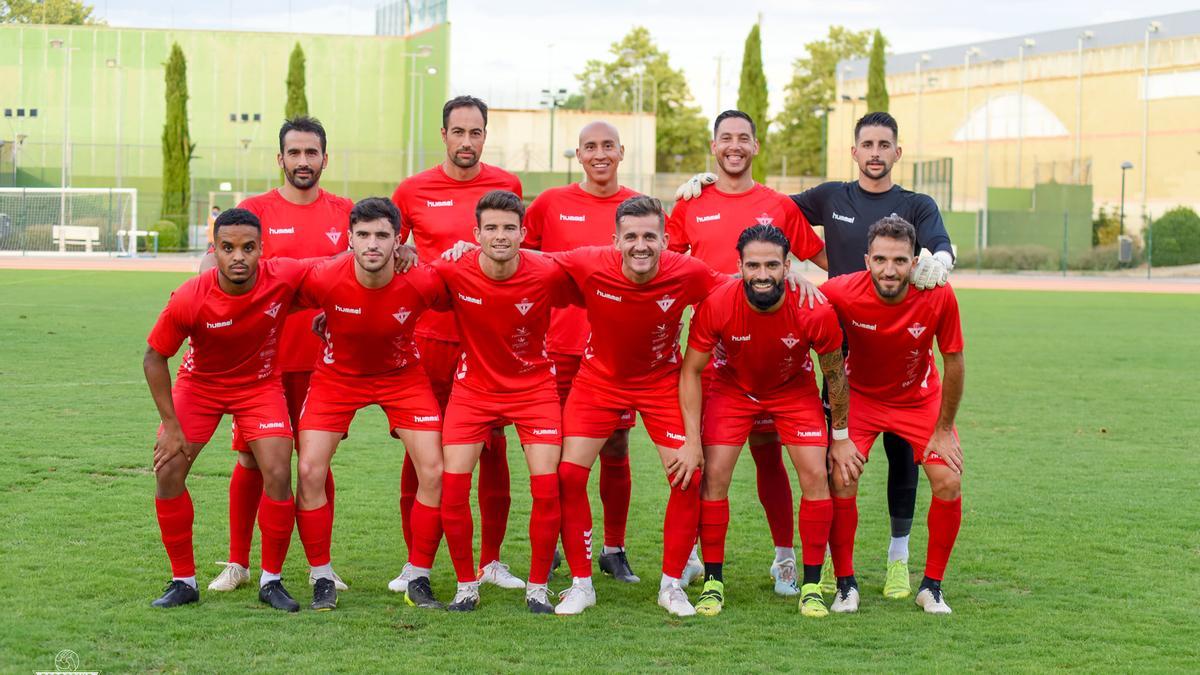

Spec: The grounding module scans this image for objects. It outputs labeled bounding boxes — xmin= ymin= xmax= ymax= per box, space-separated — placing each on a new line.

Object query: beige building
xmin=830 ymin=10 xmax=1200 ymax=230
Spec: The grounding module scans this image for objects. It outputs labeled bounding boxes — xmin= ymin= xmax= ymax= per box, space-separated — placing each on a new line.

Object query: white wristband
xmin=831 ymin=427 xmax=849 ymax=441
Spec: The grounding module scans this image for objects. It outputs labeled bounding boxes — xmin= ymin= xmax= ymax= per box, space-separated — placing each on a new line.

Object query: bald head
xmin=576 ymin=120 xmax=624 ymax=190
xmin=578 ymin=120 xmax=621 ymax=147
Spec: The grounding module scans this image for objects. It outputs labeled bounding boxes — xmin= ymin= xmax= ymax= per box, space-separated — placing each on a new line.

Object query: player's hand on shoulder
xmin=910 ymin=250 xmax=954 ymax=290
xmin=673 ymin=172 xmax=717 ymax=202
xmin=441 ymin=240 xmax=478 ymax=261
xmin=153 ymin=423 xmax=189 ymax=472
xmin=924 ymin=427 xmax=962 ymax=475
xmin=828 ymin=437 xmax=864 ymax=487
xmin=784 ymin=268 xmax=826 ymax=308
xmin=311 ymin=311 xmax=328 ymax=339
xmin=394 ymin=244 xmax=419 ymax=273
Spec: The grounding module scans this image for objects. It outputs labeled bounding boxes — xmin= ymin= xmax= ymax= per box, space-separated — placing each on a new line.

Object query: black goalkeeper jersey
xmin=792 ymin=181 xmax=954 ymax=278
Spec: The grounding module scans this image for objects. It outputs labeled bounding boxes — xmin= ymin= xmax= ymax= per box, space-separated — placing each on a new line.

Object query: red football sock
xmin=227 ymin=461 xmax=262 ymax=569
xmin=749 ymin=440 xmax=795 ymax=548
xmin=557 ymin=461 xmax=593 ymax=579
xmin=528 ymin=473 xmax=560 ymax=585
xmin=409 ymin=498 xmax=443 ymax=570
xmin=156 ymin=491 xmax=195 ymax=578
xmin=257 ymin=494 xmax=296 ymax=576
xmin=699 ymin=498 xmax=730 ymax=564
xmin=477 ymin=429 xmax=511 ymax=567
xmin=441 ymin=471 xmax=476 ymax=583
xmin=662 ymin=469 xmax=702 ymax=578
xmin=925 ymin=495 xmax=963 ymax=581
xmin=400 ymin=453 xmax=418 ymax=552
xmin=798 ymin=497 xmax=833 ymax=567
xmin=599 ymin=453 xmax=632 ymax=548
xmin=296 ymin=501 xmax=333 ymax=567
xmin=830 ymin=496 xmax=858 ymax=577
xmin=324 ymin=467 xmax=336 ymax=516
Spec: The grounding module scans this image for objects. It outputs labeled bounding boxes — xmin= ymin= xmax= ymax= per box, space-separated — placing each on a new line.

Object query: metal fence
xmin=0 ymin=188 xmax=138 ymax=254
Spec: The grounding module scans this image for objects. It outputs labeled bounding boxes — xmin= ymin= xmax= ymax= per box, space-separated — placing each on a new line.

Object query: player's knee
xmin=259 ymin=464 xmax=293 ymax=500
xmin=927 ymin=467 xmax=961 ymax=500
xmin=830 ymin=476 xmax=860 ymax=498
xmin=236 ymin=451 xmax=258 ymax=470
xmin=796 ymin=462 xmax=829 ymax=495
xmin=296 ymin=460 xmax=327 ymax=497
xmin=154 ymin=457 xmax=189 ymax=493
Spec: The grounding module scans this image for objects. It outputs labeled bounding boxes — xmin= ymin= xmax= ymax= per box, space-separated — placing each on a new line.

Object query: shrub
xmin=1068 ymin=241 xmax=1144 ymax=270
xmin=1093 ymin=205 xmax=1121 ymax=246
xmin=978 ymin=245 xmax=1058 ymax=271
xmin=1148 ymin=207 xmax=1200 ymax=267
xmin=152 ymin=220 xmax=183 ymax=251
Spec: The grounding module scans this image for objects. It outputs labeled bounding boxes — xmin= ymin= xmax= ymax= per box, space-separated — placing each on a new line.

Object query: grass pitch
xmin=0 ymin=269 xmax=1197 ymax=673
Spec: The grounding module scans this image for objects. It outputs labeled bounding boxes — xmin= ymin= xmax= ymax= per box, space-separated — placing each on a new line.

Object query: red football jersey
xmin=524 ymin=183 xmax=640 ymax=355
xmin=820 ymin=271 xmax=964 ymax=404
xmin=390 ymin=163 xmax=523 ymax=343
xmin=666 ymin=183 xmax=824 ymax=273
xmin=688 ymin=279 xmax=843 ymax=398
xmin=431 ymin=249 xmax=579 ymax=394
xmin=238 ymin=188 xmax=354 ymax=373
xmin=295 ymin=256 xmax=450 ymax=377
xmin=553 ymin=246 xmax=725 ymax=388
xmin=147 ymin=258 xmax=312 ymax=387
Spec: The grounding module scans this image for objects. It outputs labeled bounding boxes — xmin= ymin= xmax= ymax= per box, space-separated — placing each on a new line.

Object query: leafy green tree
xmin=769 ymin=26 xmax=871 ymax=177
xmin=285 ymin=43 xmax=308 ymax=119
xmin=0 ymin=0 xmax=100 ymax=24
xmin=575 ymin=27 xmax=710 ymax=172
xmin=161 ymin=43 xmax=195 ymax=243
xmin=866 ymin=30 xmax=889 ymax=113
xmin=1148 ymin=206 xmax=1200 ymax=266
xmin=737 ymin=22 xmax=769 ymax=183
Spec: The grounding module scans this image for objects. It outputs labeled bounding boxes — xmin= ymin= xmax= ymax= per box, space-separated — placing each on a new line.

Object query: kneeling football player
xmin=293 ymin=198 xmax=449 ymax=611
xmin=680 ymin=224 xmax=851 ymax=617
xmin=143 ymin=209 xmax=313 ymax=611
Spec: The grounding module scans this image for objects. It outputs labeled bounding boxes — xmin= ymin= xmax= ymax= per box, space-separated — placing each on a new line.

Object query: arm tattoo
xmin=819 ymin=351 xmax=849 ymax=431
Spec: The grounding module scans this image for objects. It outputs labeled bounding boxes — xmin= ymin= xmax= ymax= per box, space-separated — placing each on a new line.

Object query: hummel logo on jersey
xmin=755 ymin=213 xmax=774 ymax=226
xmin=695 ymin=213 xmax=721 ymax=223
xmin=264 ymin=302 xmax=282 ymax=318
xmin=268 ymin=227 xmax=295 ymax=235
xmin=515 ymin=298 xmax=534 ymax=315
xmin=427 ymin=199 xmax=453 ymax=207
xmin=259 ymin=421 xmax=286 ymax=430
xmin=206 ymin=319 xmax=233 ymax=329
xmin=908 ymin=323 xmax=927 ymax=339
xmin=325 ymin=228 xmax=343 ymax=246
xmin=596 ymin=289 xmax=622 ymax=302
xmin=851 ymin=319 xmax=877 ymax=331
xmin=394 ymin=308 xmax=412 ymax=324
xmin=832 ymin=211 xmax=855 ymax=223
xmin=335 ymin=305 xmax=361 ymax=315
xmin=781 ymin=334 xmax=800 ymax=349
xmin=413 ymin=415 xmax=440 ymax=423
xmin=655 ymin=295 xmax=676 ymax=312
xmin=457 ymin=292 xmax=483 ymax=305
xmin=559 ymin=214 xmax=586 ymax=222
xmin=731 ymin=334 xmax=751 ymax=342
xmin=665 ymin=431 xmax=687 ymax=442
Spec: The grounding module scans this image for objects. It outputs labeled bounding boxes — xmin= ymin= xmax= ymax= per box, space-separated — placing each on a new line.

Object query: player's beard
xmin=716 ymin=153 xmax=751 ymax=179
xmin=286 ymin=165 xmax=322 ymax=190
xmin=860 ymin=159 xmax=892 ymax=181
xmin=871 ymin=272 xmax=908 ymax=299
xmin=450 ymin=148 xmax=480 ymax=169
xmin=743 ymin=277 xmax=784 ymax=310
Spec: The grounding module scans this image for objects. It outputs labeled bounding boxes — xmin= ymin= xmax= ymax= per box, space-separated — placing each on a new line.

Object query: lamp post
xmin=1141 ymin=21 xmax=1161 ymax=228
xmin=564 ymin=148 xmax=575 ymax=184
xmin=50 ymin=38 xmax=79 ymax=250
xmin=1016 ymin=38 xmax=1035 ymax=188
xmin=962 ymin=47 xmax=981 ymax=209
xmin=1119 ymin=160 xmax=1133 ymax=237
xmin=411 ymin=65 xmax=438 ymax=170
xmin=916 ymin=53 xmax=931 ymax=159
xmin=404 ymin=45 xmax=433 ymax=178
xmin=540 ymin=87 xmax=568 ymax=172
xmin=1074 ymin=31 xmax=1093 ymax=182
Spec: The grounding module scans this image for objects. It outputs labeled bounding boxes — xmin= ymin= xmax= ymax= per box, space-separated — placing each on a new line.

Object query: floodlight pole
xmin=1016 ymin=38 xmax=1034 ymax=188
xmin=1141 ymin=22 xmax=1161 ymax=230
xmin=916 ymin=54 xmax=930 ymax=159
xmin=1074 ymin=31 xmax=1093 ymax=182
xmin=404 ymin=46 xmax=433 ymax=178
xmin=50 ymin=39 xmax=79 ymax=251
xmin=962 ymin=47 xmax=980 ymax=209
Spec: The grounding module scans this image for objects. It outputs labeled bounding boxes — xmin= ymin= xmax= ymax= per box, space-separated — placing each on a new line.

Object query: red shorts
xmin=443 ymin=383 xmax=562 ymax=446
xmin=564 ymin=372 xmax=687 ymax=449
xmin=550 ymin=352 xmax=634 ymax=430
xmin=702 ymin=366 xmax=775 ymax=436
xmin=416 ymin=335 xmax=462 ymax=410
xmin=168 ymin=378 xmax=292 ymax=446
xmin=231 ymin=370 xmax=309 ymax=452
xmin=848 ymin=390 xmax=954 ymax=466
xmin=298 ymin=367 xmax=442 ymax=437
xmin=701 ymin=381 xmax=826 ymax=447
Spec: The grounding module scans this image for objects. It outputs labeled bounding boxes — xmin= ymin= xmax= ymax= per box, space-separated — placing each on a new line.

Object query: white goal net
xmin=0 ymin=188 xmax=137 ymax=254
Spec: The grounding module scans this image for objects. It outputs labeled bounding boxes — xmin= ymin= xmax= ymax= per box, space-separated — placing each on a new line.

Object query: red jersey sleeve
xmin=146 ymin=285 xmax=194 ymax=358
xmin=523 ymin=194 xmax=547 ymax=250
xmin=686 ymin=295 xmax=721 ymax=353
xmin=686 ymin=256 xmax=727 ymax=303
xmin=546 ymin=246 xmax=597 ymax=286
xmin=391 ymin=183 xmax=413 ymax=245
xmin=506 ymin=174 xmax=524 ymax=200
xmin=934 ymin=286 xmax=965 ymax=354
xmin=544 ymin=258 xmax=583 ymax=308
xmin=782 ymin=199 xmax=825 ymax=261
xmin=666 ymin=200 xmax=691 ymax=254
xmin=808 ymin=303 xmax=845 ymax=355
xmin=407 ymin=264 xmax=453 ymax=312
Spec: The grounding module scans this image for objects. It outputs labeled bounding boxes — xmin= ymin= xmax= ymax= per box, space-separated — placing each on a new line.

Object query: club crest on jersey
xmin=264 ymin=302 xmax=282 ymax=318
xmin=393 ymin=308 xmax=412 ymax=324
xmin=655 ymin=295 xmax=676 ymax=312
xmin=325 ymin=228 xmax=343 ymax=246
xmin=755 ymin=213 xmax=774 ymax=226
xmin=781 ymin=334 xmax=800 ymax=349
xmin=908 ymin=323 xmax=927 ymax=339
xmin=514 ymin=298 xmax=534 ymax=315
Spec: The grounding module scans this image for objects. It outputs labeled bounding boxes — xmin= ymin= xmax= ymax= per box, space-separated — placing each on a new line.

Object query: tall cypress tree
xmin=737 ymin=22 xmax=769 ymax=183
xmin=160 ymin=42 xmax=194 ymax=242
xmin=866 ymin=30 xmax=889 ymax=113
xmin=285 ymin=43 xmax=308 ymax=119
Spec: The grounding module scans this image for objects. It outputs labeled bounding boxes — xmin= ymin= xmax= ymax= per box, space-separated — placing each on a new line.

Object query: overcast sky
xmin=95 ymin=0 xmax=1197 ymax=119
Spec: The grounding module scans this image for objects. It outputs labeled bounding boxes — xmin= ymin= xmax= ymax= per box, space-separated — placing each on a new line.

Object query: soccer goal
xmin=0 ymin=187 xmax=138 ymax=254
